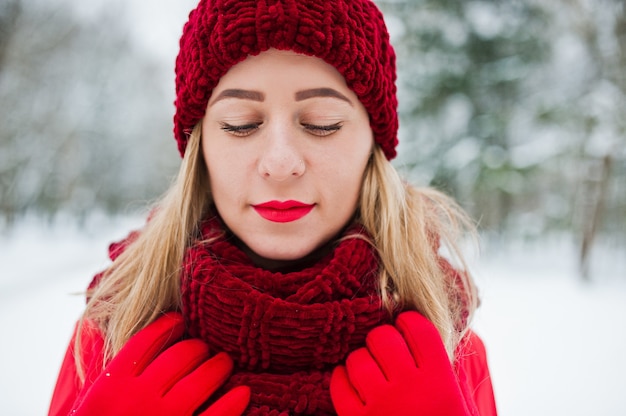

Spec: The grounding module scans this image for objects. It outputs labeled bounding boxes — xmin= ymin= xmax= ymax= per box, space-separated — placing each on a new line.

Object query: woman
xmin=49 ymin=0 xmax=497 ymax=415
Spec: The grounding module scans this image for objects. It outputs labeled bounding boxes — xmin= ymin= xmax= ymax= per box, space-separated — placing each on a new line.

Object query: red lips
xmin=252 ymin=200 xmax=315 ymax=223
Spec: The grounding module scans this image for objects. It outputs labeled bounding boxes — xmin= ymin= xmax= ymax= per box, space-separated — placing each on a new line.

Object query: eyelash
xmin=220 ymin=122 xmax=343 ymax=137
xmin=220 ymin=122 xmax=260 ymax=137
xmin=301 ymin=122 xmax=343 ymax=136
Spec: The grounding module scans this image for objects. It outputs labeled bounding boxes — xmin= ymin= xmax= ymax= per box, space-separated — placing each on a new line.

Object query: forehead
xmin=214 ymin=48 xmax=349 ymax=90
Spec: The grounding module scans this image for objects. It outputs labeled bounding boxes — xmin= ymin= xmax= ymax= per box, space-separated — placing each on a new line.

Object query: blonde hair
xmin=77 ymin=124 xmax=478 ymax=378
xmin=77 ymin=124 xmax=210 ymax=373
xmin=359 ymin=147 xmax=478 ymax=356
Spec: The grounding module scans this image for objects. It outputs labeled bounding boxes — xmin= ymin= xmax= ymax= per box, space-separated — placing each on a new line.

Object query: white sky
xmin=66 ymin=0 xmax=199 ymax=62
xmin=122 ymin=0 xmax=199 ymax=62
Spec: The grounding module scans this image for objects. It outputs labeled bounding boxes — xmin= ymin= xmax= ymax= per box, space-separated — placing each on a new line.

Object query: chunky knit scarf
xmin=180 ymin=219 xmax=389 ymax=415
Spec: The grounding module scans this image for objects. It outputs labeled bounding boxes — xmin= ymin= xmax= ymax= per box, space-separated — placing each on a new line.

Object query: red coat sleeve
xmin=48 ymin=320 xmax=106 ymax=416
xmin=457 ymin=331 xmax=498 ymax=416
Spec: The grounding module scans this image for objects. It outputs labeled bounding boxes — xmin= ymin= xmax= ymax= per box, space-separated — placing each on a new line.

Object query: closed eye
xmin=302 ymin=122 xmax=343 ymax=137
xmin=220 ymin=122 xmax=262 ymax=137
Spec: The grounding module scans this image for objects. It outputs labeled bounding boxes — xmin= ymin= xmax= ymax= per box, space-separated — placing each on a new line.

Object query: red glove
xmin=331 ymin=311 xmax=473 ymax=416
xmin=70 ymin=312 xmax=250 ymax=416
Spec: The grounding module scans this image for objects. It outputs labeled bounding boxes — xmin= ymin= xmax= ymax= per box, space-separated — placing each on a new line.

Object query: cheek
xmin=208 ymin=159 xmax=245 ymax=198
xmin=327 ymin=132 xmax=372 ymax=189
xmin=319 ymin=152 xmax=370 ymax=207
xmin=203 ymin=143 xmax=245 ymax=206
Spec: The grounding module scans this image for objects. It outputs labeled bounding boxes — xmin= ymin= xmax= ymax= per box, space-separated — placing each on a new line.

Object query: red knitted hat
xmin=174 ymin=0 xmax=398 ymax=159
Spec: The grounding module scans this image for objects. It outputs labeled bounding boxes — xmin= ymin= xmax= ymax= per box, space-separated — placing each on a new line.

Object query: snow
xmin=473 ymin=238 xmax=626 ymax=415
xmin=0 ymin=214 xmax=145 ymax=416
xmin=1 ymin=218 xmax=625 ymax=415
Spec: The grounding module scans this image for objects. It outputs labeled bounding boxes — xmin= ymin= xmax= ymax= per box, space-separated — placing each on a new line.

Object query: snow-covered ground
xmin=1 ymin=216 xmax=625 ymax=415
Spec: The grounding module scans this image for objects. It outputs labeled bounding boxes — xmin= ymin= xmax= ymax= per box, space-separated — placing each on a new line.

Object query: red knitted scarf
xmin=180 ymin=219 xmax=389 ymax=415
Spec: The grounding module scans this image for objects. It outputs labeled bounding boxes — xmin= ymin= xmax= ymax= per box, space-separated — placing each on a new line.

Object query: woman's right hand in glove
xmin=70 ymin=312 xmax=249 ymax=416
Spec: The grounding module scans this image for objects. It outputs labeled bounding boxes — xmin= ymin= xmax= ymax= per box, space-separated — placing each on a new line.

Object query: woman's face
xmin=201 ymin=49 xmax=373 ymax=267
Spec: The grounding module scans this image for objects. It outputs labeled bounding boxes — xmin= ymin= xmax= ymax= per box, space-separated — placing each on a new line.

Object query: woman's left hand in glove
xmin=330 ymin=311 xmax=474 ymax=416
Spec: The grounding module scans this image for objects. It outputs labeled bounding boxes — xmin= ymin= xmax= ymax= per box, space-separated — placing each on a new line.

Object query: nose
xmin=257 ymin=129 xmax=305 ymax=181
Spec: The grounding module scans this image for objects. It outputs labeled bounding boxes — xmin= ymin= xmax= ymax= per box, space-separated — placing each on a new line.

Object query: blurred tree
xmin=379 ymin=0 xmax=550 ymax=233
xmin=0 ymin=0 xmax=21 ymax=71
xmin=379 ymin=0 xmax=625 ymax=253
xmin=541 ymin=0 xmax=626 ymax=278
xmin=0 ymin=0 xmax=178 ymax=224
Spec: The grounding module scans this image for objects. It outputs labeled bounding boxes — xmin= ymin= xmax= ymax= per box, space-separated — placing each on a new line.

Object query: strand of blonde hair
xmin=75 ymin=124 xmax=208 ymax=378
xmin=359 ymin=147 xmax=478 ymax=358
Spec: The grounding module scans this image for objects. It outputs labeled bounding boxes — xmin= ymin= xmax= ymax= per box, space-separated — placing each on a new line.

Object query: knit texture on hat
xmin=174 ymin=0 xmax=398 ymax=159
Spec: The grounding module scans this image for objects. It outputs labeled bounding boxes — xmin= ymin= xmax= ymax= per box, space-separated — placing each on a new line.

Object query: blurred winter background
xmin=1 ymin=0 xmax=625 ymax=414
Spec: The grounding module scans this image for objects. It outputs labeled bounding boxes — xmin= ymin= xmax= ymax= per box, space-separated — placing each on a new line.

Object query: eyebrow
xmin=209 ymin=89 xmax=265 ymax=106
xmin=209 ymin=87 xmax=353 ymax=106
xmin=295 ymin=88 xmax=353 ymax=105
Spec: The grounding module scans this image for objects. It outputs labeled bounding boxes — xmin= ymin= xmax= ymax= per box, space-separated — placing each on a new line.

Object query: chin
xmin=251 ymin=244 xmax=316 ymax=262
xmin=243 ymin=237 xmax=330 ymax=271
